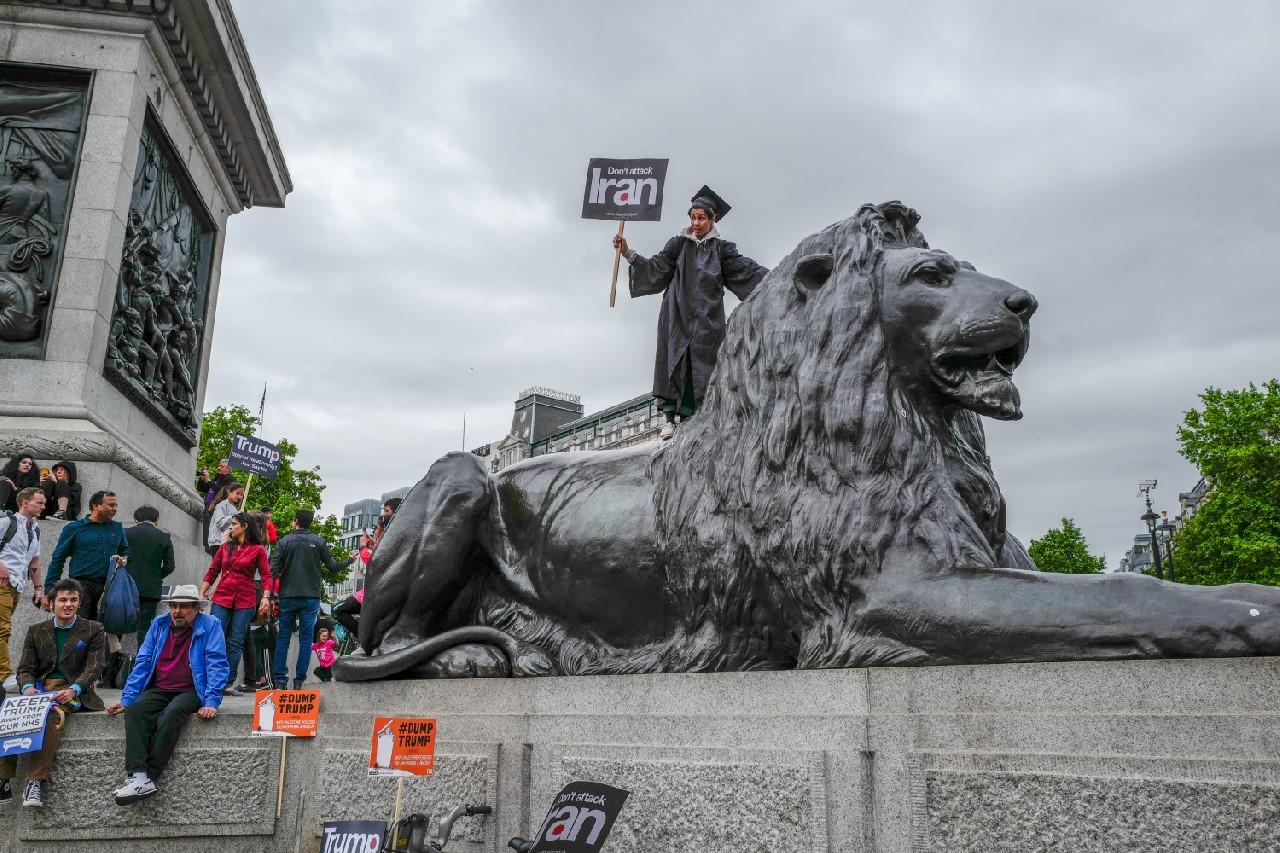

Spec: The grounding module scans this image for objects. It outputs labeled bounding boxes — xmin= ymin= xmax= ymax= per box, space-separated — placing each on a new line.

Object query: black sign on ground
xmin=530 ymin=781 xmax=630 ymax=853
xmin=319 ymin=820 xmax=385 ymax=853
xmin=227 ymin=433 xmax=282 ymax=480
xmin=581 ymin=158 xmax=668 ymax=221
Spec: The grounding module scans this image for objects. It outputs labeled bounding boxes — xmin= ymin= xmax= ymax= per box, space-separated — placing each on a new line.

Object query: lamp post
xmin=1158 ymin=510 xmax=1177 ymax=583
xmin=1141 ymin=503 xmax=1164 ymax=581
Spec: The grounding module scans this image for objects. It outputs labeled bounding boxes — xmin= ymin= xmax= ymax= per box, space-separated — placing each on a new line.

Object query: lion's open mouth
xmin=930 ymin=332 xmax=1029 ymax=420
xmin=933 ymin=340 xmax=1026 ymax=387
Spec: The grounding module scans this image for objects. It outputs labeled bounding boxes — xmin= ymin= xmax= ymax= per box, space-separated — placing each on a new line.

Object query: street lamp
xmin=1158 ymin=510 xmax=1177 ymax=583
xmin=1140 ymin=507 xmax=1165 ymax=581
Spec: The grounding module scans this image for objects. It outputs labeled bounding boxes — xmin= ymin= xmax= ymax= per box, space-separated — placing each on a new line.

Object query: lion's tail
xmin=332 ymin=626 xmax=553 ymax=681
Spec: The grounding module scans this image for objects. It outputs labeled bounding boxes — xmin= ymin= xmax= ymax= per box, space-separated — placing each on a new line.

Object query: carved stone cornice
xmin=0 ymin=419 xmax=202 ymax=518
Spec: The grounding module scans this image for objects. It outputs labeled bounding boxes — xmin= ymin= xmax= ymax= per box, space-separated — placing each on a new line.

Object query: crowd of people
xmin=0 ymin=455 xmax=392 ymax=810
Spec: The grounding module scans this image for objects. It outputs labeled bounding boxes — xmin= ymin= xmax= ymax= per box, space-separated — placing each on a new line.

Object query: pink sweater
xmin=312 ymin=638 xmax=336 ymax=667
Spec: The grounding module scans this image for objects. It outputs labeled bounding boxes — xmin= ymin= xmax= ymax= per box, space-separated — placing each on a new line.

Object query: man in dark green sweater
xmin=269 ymin=509 xmax=351 ymax=689
xmin=42 ymin=491 xmax=129 ymax=622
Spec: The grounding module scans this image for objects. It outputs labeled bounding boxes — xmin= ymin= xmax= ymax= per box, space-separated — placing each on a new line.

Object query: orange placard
xmin=252 ymin=690 xmax=320 ymax=737
xmin=368 ymin=716 xmax=437 ymax=777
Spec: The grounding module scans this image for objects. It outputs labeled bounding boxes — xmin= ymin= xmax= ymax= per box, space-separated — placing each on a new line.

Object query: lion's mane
xmin=651 ymin=202 xmax=1009 ymax=669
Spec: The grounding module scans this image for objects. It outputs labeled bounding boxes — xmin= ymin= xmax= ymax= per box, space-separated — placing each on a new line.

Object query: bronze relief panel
xmin=0 ymin=64 xmax=90 ymax=357
xmin=104 ymin=113 xmax=216 ymax=447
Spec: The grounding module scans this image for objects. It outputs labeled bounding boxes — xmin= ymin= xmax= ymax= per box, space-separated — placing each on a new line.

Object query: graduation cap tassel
xmin=609 ymin=220 xmax=625 ymax=308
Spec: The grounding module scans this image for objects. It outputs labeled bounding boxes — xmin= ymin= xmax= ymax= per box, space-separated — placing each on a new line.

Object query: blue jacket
xmin=46 ymin=518 xmax=129 ymax=585
xmin=122 ymin=612 xmax=228 ymax=709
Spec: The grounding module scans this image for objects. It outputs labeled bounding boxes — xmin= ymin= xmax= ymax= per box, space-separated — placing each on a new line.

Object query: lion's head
xmin=653 ymin=202 xmax=1036 ymax=668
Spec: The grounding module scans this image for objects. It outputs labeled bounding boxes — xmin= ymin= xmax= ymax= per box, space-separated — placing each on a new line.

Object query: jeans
xmin=273 ymin=597 xmax=320 ymax=685
xmin=124 ymin=688 xmax=202 ymax=778
xmin=210 ymin=604 xmax=254 ymax=686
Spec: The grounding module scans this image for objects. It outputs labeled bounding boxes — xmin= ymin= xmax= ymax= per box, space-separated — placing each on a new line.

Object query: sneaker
xmin=292 ymin=678 xmax=304 ymax=690
xmin=1 ymin=675 xmax=16 ymax=691
xmin=0 ymin=779 xmax=12 ymax=805
xmin=272 ymin=681 xmax=287 ymax=691
xmin=660 ymin=421 xmax=675 ymax=440
xmin=222 ymin=687 xmax=243 ymax=697
xmin=50 ymin=511 xmax=67 ymax=520
xmin=22 ymin=780 xmax=43 ymax=807
xmin=113 ymin=773 xmax=156 ymax=805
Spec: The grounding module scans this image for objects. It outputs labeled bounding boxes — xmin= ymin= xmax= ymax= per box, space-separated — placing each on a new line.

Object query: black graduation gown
xmin=629 ymin=233 xmax=767 ymax=413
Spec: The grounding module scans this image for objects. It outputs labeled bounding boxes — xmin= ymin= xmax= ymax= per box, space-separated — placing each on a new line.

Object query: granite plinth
xmin=0 ymin=658 xmax=1277 ymax=851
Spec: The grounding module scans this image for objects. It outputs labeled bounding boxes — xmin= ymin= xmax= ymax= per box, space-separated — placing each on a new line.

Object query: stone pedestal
xmin=1 ymin=657 xmax=1277 ymax=852
xmin=0 ymin=0 xmax=288 ymax=574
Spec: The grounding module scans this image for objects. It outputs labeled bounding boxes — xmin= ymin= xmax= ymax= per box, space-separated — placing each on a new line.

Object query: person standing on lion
xmin=615 ymin=186 xmax=768 ymax=439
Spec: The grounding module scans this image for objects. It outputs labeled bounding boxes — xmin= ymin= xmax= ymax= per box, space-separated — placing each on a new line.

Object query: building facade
xmin=471 ymin=387 xmax=667 ymax=475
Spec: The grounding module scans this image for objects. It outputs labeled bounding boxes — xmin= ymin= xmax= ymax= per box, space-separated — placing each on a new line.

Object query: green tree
xmin=197 ymin=404 xmax=351 ymax=587
xmin=1028 ymin=517 xmax=1106 ymax=574
xmin=1174 ymin=381 xmax=1280 ymax=587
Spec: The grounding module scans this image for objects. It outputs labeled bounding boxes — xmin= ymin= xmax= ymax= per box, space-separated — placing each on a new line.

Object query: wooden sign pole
xmin=242 ymin=472 xmax=255 ymax=507
xmin=390 ymin=777 xmax=406 ymax=849
xmin=275 ymin=736 xmax=287 ymax=818
xmin=609 ymin=220 xmax=625 ymax=308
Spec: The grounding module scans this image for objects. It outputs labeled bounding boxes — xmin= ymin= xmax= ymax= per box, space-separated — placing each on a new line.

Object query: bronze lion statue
xmin=336 ymin=202 xmax=1280 ymax=681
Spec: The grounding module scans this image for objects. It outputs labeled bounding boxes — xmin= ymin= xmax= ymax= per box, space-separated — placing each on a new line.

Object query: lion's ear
xmin=793 ymin=253 xmax=834 ymax=297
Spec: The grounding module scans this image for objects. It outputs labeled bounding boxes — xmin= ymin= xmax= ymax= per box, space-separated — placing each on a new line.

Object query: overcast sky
xmin=210 ymin=0 xmax=1280 ymax=567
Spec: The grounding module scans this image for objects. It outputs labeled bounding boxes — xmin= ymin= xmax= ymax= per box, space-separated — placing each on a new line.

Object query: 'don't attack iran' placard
xmin=581 ymin=157 xmax=668 ymax=222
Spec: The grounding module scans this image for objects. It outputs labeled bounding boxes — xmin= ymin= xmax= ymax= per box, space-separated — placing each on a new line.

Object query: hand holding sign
xmin=582 ymin=158 xmax=668 ymax=308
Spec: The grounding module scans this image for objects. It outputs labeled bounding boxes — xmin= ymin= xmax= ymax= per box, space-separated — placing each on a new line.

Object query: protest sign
xmin=582 ymin=157 xmax=669 ymax=308
xmin=368 ymin=716 xmax=437 ymax=777
xmin=581 ymin=158 xmax=668 ymax=222
xmin=0 ymin=694 xmax=54 ymax=757
xmin=252 ymin=689 xmax=320 ymax=737
xmin=320 ymin=820 xmax=386 ymax=853
xmin=529 ymin=781 xmax=630 ymax=853
xmin=228 ymin=433 xmax=282 ymax=480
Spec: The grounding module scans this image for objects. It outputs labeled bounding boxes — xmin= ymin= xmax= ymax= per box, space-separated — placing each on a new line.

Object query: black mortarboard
xmin=689 ymin=185 xmax=731 ymax=221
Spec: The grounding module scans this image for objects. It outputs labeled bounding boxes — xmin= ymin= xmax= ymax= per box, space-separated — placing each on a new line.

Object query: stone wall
xmin=0 ymin=657 xmax=1277 ymax=851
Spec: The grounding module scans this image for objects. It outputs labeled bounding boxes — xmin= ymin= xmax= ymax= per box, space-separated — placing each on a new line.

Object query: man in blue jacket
xmin=106 ymin=584 xmax=227 ymax=805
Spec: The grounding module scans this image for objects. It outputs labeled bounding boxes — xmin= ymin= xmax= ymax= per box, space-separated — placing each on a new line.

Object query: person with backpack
xmin=614 ymin=186 xmax=768 ymax=439
xmin=0 ymin=487 xmax=46 ymax=690
xmin=199 ymin=511 xmax=271 ymax=697
xmin=41 ymin=490 xmax=129 ymax=623
xmin=270 ymin=509 xmax=351 ymax=689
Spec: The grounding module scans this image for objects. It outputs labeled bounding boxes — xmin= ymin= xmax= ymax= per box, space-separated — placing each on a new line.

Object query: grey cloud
xmin=211 ymin=0 xmax=1280 ymax=564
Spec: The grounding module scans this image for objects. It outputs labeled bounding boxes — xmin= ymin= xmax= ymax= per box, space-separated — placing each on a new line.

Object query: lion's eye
xmin=916 ymin=266 xmax=950 ymax=286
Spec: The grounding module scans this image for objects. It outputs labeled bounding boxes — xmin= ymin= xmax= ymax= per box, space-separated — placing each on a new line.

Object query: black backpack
xmin=0 ymin=511 xmax=35 ymax=552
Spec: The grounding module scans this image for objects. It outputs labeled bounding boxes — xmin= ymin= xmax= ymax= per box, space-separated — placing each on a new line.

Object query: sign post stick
xmin=242 ymin=472 xmax=255 ymax=508
xmin=609 ymin=221 xmax=625 ymax=308
xmin=390 ymin=777 xmax=406 ymax=849
xmin=275 ymin=736 xmax=287 ymax=818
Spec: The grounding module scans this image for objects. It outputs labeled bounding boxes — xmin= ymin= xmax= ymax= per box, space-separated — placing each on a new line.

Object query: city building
xmin=330 ymin=485 xmax=412 ymax=599
xmin=471 ymin=387 xmax=667 ymax=474
xmin=1116 ymin=476 xmax=1209 ymax=575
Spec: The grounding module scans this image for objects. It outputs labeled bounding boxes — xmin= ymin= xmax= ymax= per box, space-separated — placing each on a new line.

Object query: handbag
xmin=99 ymin=555 xmax=140 ymax=636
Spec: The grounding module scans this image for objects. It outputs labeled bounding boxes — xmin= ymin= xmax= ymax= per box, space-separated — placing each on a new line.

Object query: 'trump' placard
xmin=320 ymin=820 xmax=385 ymax=853
xmin=530 ymin=781 xmax=630 ymax=852
xmin=252 ymin=689 xmax=320 ymax=737
xmin=368 ymin=716 xmax=437 ymax=777
xmin=581 ymin=158 xmax=668 ymax=222
xmin=0 ymin=694 xmax=54 ymax=757
xmin=228 ymin=433 xmax=281 ymax=480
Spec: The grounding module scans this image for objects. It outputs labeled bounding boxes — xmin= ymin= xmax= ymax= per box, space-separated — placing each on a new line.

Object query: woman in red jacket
xmin=199 ymin=511 xmax=272 ymax=697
